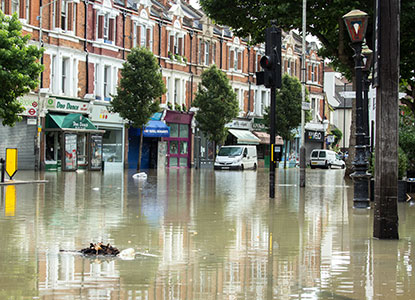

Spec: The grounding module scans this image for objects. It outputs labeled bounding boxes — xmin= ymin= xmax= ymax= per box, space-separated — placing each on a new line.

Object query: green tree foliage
xmin=193 ymin=65 xmax=239 ymax=146
xmin=399 ymin=106 xmax=415 ymax=171
xmin=200 ymin=0 xmax=415 ymax=113
xmin=331 ymin=127 xmax=343 ymax=147
xmin=110 ymin=47 xmax=166 ymax=170
xmin=0 ymin=12 xmax=44 ymax=126
xmin=263 ymin=74 xmax=305 ymax=141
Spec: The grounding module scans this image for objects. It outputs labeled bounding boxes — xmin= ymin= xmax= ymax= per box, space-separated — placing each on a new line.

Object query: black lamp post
xmin=343 ymin=9 xmax=370 ymax=209
xmin=362 ymin=45 xmax=373 ymax=155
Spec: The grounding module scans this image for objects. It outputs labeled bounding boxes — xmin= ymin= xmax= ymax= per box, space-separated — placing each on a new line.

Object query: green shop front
xmin=44 ymin=113 xmax=105 ymax=171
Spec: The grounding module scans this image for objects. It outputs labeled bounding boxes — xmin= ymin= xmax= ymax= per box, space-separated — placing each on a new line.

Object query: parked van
xmin=214 ymin=145 xmax=258 ymax=170
xmin=310 ymin=149 xmax=345 ymax=169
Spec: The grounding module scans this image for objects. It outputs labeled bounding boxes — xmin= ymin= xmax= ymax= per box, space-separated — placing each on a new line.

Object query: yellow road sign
xmin=6 ymin=148 xmax=18 ymax=179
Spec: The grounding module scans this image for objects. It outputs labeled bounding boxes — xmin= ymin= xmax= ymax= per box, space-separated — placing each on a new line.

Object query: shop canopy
xmin=142 ymin=120 xmax=170 ymax=137
xmin=253 ymin=131 xmax=284 ymax=145
xmin=228 ymin=129 xmax=260 ymax=145
xmin=46 ymin=113 xmax=98 ymax=130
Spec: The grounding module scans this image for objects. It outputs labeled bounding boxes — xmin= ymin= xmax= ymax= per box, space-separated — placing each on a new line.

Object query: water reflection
xmin=0 ymin=169 xmax=415 ymax=299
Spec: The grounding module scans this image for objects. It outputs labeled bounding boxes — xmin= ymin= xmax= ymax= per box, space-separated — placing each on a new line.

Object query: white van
xmin=214 ymin=145 xmax=258 ymax=170
xmin=310 ymin=149 xmax=345 ymax=169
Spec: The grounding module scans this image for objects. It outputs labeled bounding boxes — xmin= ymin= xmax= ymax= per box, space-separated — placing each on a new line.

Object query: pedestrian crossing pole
xmin=255 ymin=21 xmax=281 ymax=199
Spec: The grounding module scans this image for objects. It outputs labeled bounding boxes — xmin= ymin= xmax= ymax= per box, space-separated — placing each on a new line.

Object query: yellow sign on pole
xmin=6 ymin=148 xmax=18 ymax=179
xmin=5 ymin=185 xmax=16 ymax=217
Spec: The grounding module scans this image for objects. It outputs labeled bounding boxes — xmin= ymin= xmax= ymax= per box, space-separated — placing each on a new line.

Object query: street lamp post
xmin=343 ymin=9 xmax=370 ymax=209
xmin=362 ymin=45 xmax=373 ymax=155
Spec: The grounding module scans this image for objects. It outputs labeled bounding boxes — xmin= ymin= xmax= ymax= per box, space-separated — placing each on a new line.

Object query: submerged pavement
xmin=0 ymin=167 xmax=414 ymax=299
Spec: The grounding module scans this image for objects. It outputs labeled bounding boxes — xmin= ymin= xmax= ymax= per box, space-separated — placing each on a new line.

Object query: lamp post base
xmin=351 ymin=171 xmax=371 ymax=208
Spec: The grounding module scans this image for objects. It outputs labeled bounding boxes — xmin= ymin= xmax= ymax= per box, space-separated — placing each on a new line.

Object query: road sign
xmin=5 ymin=148 xmax=18 ymax=179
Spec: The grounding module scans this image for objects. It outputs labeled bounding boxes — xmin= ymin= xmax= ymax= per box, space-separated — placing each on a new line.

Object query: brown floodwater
xmin=0 ymin=167 xmax=414 ymax=299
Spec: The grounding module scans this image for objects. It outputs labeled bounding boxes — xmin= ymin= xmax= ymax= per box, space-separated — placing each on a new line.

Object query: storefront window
xmin=180 ymin=157 xmax=188 ymax=167
xmin=179 ymin=124 xmax=188 ymax=138
xmin=64 ymin=133 xmax=77 ymax=170
xmin=169 ymin=123 xmax=179 ymax=137
xmin=180 ymin=141 xmax=188 ymax=154
xmin=102 ymin=129 xmax=122 ymax=162
xmin=170 ymin=157 xmax=178 ymax=167
xmin=77 ymin=134 xmax=87 ymax=165
xmin=170 ymin=141 xmax=178 ymax=154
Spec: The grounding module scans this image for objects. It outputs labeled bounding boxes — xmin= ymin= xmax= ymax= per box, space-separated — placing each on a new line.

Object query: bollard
xmin=0 ymin=158 xmax=5 ymax=183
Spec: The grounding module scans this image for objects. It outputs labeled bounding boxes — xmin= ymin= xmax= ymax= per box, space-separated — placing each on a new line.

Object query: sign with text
xmin=47 ymin=98 xmax=89 ymax=113
xmin=18 ymin=96 xmax=38 ymax=116
xmin=305 ymin=130 xmax=324 ymax=142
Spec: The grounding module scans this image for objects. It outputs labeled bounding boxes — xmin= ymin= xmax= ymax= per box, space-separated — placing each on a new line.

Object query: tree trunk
xmin=373 ymin=0 xmax=399 ymax=239
xmin=137 ymin=126 xmax=144 ymax=171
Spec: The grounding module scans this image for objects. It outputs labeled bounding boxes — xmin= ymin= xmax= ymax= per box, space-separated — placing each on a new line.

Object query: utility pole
xmin=299 ymin=0 xmax=307 ymax=187
xmin=373 ymin=0 xmax=400 ymax=239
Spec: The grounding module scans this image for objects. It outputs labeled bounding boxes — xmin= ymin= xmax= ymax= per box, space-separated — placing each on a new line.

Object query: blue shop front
xmin=128 ymin=114 xmax=170 ymax=169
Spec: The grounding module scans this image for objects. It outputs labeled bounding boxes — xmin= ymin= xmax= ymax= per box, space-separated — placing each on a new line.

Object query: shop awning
xmin=143 ymin=120 xmax=170 ymax=137
xmin=47 ymin=113 xmax=97 ymax=130
xmin=228 ymin=129 xmax=260 ymax=145
xmin=253 ymin=131 xmax=284 ymax=145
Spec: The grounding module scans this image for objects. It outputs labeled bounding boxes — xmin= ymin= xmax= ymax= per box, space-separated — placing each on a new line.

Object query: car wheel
xmin=328 ymin=164 xmax=332 ymax=169
xmin=240 ymin=164 xmax=244 ymax=170
xmin=253 ymin=163 xmax=257 ymax=170
xmin=341 ymin=164 xmax=345 ymax=169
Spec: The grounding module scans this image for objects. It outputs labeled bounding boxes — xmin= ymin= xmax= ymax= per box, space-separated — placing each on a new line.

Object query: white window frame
xmin=103 ymin=65 xmax=111 ymax=100
xmin=204 ymin=41 xmax=209 ymax=66
xmin=51 ymin=55 xmax=57 ymax=94
xmin=11 ymin=0 xmax=19 ymax=15
xmin=61 ymin=57 xmax=69 ymax=95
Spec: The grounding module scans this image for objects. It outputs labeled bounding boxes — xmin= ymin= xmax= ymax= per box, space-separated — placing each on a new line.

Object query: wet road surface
xmin=1 ymin=168 xmax=415 ymax=299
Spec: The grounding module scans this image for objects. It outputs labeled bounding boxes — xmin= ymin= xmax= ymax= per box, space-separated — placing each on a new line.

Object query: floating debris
xmin=80 ymin=243 xmax=120 ymax=256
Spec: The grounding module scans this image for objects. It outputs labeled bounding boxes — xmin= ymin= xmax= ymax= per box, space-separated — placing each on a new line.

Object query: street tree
xmin=0 ymin=12 xmax=44 ymax=126
xmin=263 ymin=74 xmax=309 ymax=167
xmin=193 ymin=65 xmax=239 ymax=154
xmin=110 ymin=47 xmax=166 ymax=171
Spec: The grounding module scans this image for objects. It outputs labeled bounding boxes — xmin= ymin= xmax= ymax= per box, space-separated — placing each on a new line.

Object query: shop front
xmin=163 ymin=111 xmax=194 ymax=168
xmin=90 ymin=104 xmax=125 ymax=170
xmin=42 ymin=97 xmax=104 ymax=171
xmin=128 ymin=116 xmax=170 ymax=169
xmin=225 ymin=118 xmax=260 ymax=145
xmin=44 ymin=113 xmax=105 ymax=171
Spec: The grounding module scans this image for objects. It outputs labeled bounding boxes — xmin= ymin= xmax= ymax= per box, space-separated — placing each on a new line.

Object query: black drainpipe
xmin=40 ymin=0 xmax=43 ymax=88
xmin=189 ymin=30 xmax=194 ymax=105
xmin=122 ymin=11 xmax=126 ymax=59
xmin=158 ymin=20 xmax=162 ymax=67
xmin=247 ymin=46 xmax=251 ymax=113
xmin=84 ymin=0 xmax=89 ymax=93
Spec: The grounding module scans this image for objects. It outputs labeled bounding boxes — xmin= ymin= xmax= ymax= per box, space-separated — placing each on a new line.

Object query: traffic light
xmin=255 ymin=23 xmax=282 ymax=88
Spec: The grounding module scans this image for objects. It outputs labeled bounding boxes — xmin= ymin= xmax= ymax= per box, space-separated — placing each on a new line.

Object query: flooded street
xmin=1 ymin=168 xmax=415 ymax=299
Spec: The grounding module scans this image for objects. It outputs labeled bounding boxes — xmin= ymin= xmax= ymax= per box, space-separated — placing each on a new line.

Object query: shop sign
xmin=90 ymin=105 xmax=123 ymax=124
xmin=305 ymin=130 xmax=324 ymax=142
xmin=47 ymin=98 xmax=89 ymax=113
xmin=17 ymin=96 xmax=38 ymax=116
xmin=226 ymin=119 xmax=251 ymax=130
xmin=252 ymin=118 xmax=267 ymax=132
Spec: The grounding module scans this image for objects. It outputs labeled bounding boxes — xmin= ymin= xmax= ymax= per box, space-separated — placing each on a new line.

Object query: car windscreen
xmin=218 ymin=147 xmax=243 ymax=157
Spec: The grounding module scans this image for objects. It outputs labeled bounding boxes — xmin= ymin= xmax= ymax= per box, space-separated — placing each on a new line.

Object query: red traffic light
xmin=260 ymin=55 xmax=272 ymax=69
